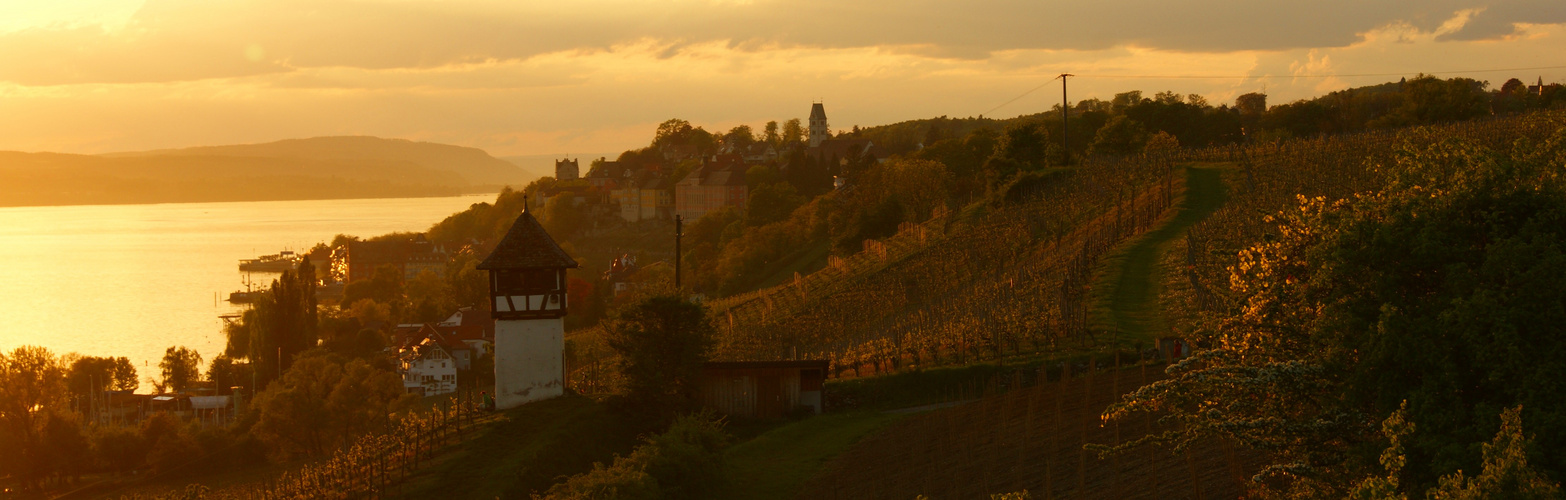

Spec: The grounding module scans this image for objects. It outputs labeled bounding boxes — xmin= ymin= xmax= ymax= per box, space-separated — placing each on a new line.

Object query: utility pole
xmin=1060 ymin=73 xmax=1073 ymax=164
xmin=674 ymin=215 xmax=683 ymax=292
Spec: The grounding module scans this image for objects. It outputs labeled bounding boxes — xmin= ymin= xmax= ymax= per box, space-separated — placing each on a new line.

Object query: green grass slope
xmin=1091 ymin=165 xmax=1228 ymax=344
xmin=393 ymin=394 xmax=647 ymax=499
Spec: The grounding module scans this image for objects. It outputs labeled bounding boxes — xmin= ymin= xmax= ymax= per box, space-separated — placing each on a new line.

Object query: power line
xmin=982 ymin=64 xmax=1566 ymax=115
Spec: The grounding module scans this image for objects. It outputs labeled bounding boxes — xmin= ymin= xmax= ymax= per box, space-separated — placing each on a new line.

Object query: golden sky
xmin=1 ymin=0 xmax=1563 ymax=156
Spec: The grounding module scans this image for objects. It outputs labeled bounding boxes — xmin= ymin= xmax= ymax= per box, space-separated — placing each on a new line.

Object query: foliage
xmin=537 ymin=413 xmax=729 ymax=500
xmin=1106 ymin=131 xmax=1566 ymax=495
xmin=226 ymin=259 xmax=319 ymax=387
xmin=1087 ymin=115 xmax=1148 ymax=157
xmin=250 ymin=353 xmax=413 ymax=458
xmin=1426 ymin=406 xmax=1563 ymax=500
xmin=157 ymin=346 xmax=203 ymax=393
xmin=65 ymin=355 xmax=138 ymax=395
xmin=604 ymin=296 xmax=716 ymax=417
xmin=41 ymin=411 xmax=91 ymax=480
xmin=0 ymin=346 xmax=65 ymax=490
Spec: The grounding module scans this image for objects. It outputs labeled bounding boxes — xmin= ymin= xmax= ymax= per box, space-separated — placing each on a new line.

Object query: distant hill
xmin=106 ymin=136 xmax=528 ymax=188
xmin=0 ymin=136 xmax=530 ymax=207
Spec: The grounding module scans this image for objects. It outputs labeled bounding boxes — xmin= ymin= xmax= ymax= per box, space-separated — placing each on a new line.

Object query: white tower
xmin=808 ymin=102 xmax=829 ymax=147
xmin=476 ymin=210 xmax=579 ymax=410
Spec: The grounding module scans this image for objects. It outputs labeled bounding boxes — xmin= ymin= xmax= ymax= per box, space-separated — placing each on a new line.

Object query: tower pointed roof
xmin=810 ymin=102 xmax=827 ymax=120
xmin=476 ymin=212 xmax=579 ymax=270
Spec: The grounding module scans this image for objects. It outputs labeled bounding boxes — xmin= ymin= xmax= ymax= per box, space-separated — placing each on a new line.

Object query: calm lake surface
xmin=0 ymin=194 xmax=494 ymax=390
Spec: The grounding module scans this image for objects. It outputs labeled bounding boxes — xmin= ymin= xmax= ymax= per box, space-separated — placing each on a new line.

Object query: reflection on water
xmin=0 ymin=194 xmax=493 ymax=391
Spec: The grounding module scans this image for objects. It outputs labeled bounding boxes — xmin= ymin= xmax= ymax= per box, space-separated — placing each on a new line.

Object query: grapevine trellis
xmin=128 ymin=398 xmax=483 ymax=500
xmin=563 ymin=110 xmax=1566 ymax=393
xmin=1159 ymin=110 xmax=1566 ymax=336
xmin=797 ymin=353 xmax=1265 ymax=499
xmin=565 ymin=150 xmax=1181 ymax=390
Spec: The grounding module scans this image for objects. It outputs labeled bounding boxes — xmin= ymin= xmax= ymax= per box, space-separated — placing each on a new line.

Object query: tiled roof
xmin=476 ymin=212 xmax=579 ymax=270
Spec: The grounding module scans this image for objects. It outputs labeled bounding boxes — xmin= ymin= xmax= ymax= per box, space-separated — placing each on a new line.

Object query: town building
xmin=331 ymin=236 xmax=450 ymax=283
xmin=675 ymin=155 xmax=749 ymax=221
xmin=614 ymin=174 xmax=675 ymax=222
xmin=584 ymin=159 xmax=629 ymax=190
xmin=398 ymin=325 xmax=472 ymax=397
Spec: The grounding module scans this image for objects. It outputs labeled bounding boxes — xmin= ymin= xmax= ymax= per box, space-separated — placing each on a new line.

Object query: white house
xmin=398 ymin=327 xmax=469 ymax=397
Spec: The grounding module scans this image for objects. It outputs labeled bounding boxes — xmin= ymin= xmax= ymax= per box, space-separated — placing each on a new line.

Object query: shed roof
xmin=476 ymin=212 xmax=579 ymax=270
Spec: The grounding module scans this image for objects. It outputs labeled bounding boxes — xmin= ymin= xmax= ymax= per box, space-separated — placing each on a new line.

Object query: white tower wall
xmin=494 ymin=317 xmax=564 ymax=409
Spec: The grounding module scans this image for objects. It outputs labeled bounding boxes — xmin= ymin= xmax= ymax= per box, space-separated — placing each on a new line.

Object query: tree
xmin=723 ymin=125 xmax=756 ymax=151
xmin=252 ymin=354 xmax=411 ymax=458
xmin=1371 ymin=75 xmax=1491 ymax=128
xmin=1104 ymin=134 xmax=1566 ymax=495
xmin=206 ymin=355 xmax=252 ymax=395
xmin=541 ymin=194 xmax=587 ymax=239
xmin=781 ymin=118 xmax=806 ymax=145
xmin=1144 ymin=131 xmax=1180 ymax=153
xmin=158 ymin=346 xmax=203 ymax=393
xmin=605 ymin=295 xmax=716 ymax=417
xmin=763 ymin=121 xmax=781 ymax=146
xmin=1426 ymin=406 xmax=1562 ymax=499
xmin=1237 ymin=92 xmax=1268 ymax=137
xmin=744 ymin=182 xmax=804 ymax=227
xmin=65 ymin=356 xmax=137 ymax=396
xmin=228 ymin=259 xmax=321 ymax=387
xmin=1087 ymin=115 xmax=1147 ymax=156
xmin=0 ymin=346 xmax=65 ymax=490
xmin=540 ymin=413 xmax=729 ymax=500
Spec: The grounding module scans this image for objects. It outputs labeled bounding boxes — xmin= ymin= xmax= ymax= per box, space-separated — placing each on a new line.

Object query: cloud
xmin=3 ymin=0 xmax=1563 ymax=85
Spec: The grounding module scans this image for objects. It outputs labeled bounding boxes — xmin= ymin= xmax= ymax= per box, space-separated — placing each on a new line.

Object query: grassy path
xmin=1095 ymin=165 xmax=1227 ymax=344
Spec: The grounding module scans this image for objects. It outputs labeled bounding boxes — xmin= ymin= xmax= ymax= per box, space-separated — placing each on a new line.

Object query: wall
xmin=494 ymin=318 xmax=564 ymax=409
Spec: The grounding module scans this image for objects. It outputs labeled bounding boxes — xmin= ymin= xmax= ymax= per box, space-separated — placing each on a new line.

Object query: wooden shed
xmin=698 ymin=360 xmax=829 ymax=418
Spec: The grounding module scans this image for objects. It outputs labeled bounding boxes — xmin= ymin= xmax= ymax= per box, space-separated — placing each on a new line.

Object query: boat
xmin=238 ymin=250 xmax=300 ymax=272
xmin=227 ymin=290 xmax=265 ymax=303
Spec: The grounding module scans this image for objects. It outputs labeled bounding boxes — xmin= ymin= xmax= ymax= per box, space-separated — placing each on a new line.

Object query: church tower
xmin=809 ymin=102 xmax=829 ymax=147
xmin=476 ymin=209 xmax=579 ymax=410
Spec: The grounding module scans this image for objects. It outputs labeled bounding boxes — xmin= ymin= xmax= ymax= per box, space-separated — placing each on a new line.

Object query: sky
xmin=0 ymin=0 xmax=1562 ymax=157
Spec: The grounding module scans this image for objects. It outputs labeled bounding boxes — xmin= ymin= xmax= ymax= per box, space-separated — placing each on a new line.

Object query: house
xmin=332 ymin=236 xmax=450 ymax=283
xmin=675 ymin=156 xmax=749 ymax=221
xmin=808 ymin=138 xmax=883 ymax=170
xmin=741 ymin=143 xmax=779 ymax=165
xmin=615 ymin=174 xmax=675 ymax=222
xmin=698 ymin=360 xmax=829 ymax=418
xmin=660 ymin=143 xmax=702 ymax=163
xmin=585 ymin=159 xmax=628 ymax=190
xmin=434 ymin=307 xmax=495 ymax=355
xmin=398 ymin=325 xmax=473 ymax=396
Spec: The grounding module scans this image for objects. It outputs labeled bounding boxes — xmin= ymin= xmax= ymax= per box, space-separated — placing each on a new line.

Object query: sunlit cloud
xmin=0 ymin=0 xmax=1562 ymax=156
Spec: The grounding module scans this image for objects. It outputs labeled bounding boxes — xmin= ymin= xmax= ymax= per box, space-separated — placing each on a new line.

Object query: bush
xmin=538 ymin=413 xmax=730 ymax=500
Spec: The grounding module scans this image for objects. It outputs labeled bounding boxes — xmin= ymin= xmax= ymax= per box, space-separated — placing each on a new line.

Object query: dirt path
xmin=1098 ymin=165 xmax=1227 ymax=343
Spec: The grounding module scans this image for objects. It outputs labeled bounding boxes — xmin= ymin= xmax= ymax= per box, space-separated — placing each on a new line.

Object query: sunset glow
xmin=0 ymin=0 xmax=1561 ymax=156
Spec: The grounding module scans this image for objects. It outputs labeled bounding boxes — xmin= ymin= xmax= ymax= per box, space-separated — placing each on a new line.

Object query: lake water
xmin=0 ymin=194 xmax=494 ymax=391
